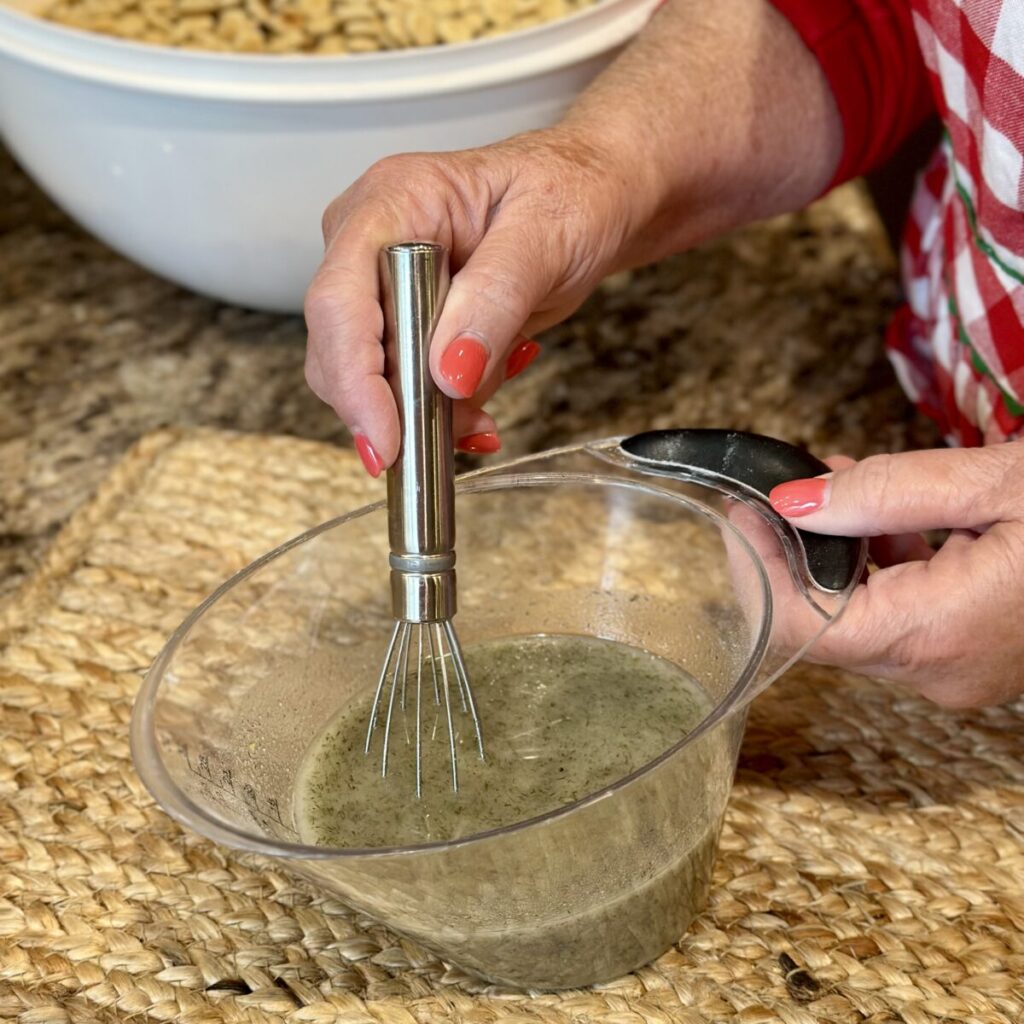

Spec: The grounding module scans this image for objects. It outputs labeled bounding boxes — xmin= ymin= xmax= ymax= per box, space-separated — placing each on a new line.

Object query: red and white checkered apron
xmin=890 ymin=0 xmax=1024 ymax=445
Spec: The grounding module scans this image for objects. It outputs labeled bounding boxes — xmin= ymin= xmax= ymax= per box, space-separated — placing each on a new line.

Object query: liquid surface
xmin=297 ymin=634 xmax=712 ymax=848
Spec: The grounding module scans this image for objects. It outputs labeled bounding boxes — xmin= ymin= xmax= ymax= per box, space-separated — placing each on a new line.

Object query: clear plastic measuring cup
xmin=131 ymin=429 xmax=865 ymax=989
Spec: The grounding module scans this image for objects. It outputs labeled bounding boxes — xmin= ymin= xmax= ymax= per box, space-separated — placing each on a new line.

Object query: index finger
xmin=773 ymin=444 xmax=1024 ymax=538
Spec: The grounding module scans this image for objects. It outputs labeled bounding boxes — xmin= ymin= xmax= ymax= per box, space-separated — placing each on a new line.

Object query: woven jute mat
xmin=2 ymin=429 xmax=1023 ymax=1024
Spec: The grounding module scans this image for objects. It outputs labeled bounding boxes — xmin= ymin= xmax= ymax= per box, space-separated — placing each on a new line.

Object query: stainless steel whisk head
xmin=369 ymin=619 xmax=480 ymax=797
xmin=365 ymin=241 xmax=484 ymax=796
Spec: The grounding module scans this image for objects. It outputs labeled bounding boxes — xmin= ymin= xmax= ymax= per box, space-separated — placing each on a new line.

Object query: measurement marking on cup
xmin=178 ymin=743 xmax=298 ymax=836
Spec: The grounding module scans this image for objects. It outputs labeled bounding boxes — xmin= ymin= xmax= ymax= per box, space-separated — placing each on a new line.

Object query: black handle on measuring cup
xmin=620 ymin=429 xmax=862 ymax=593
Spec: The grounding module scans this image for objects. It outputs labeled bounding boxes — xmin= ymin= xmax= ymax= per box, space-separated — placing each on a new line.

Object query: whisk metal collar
xmin=390 ymin=568 xmax=455 ymax=624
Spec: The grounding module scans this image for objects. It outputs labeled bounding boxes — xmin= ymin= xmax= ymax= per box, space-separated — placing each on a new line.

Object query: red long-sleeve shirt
xmin=771 ymin=0 xmax=1024 ymax=445
xmin=769 ymin=0 xmax=935 ymax=186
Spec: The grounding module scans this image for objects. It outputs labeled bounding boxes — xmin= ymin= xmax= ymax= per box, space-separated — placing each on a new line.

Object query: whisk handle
xmin=381 ymin=242 xmax=456 ymax=621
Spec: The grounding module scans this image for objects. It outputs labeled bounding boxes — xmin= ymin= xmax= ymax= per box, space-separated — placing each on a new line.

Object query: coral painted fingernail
xmin=439 ymin=337 xmax=488 ymax=398
xmin=354 ymin=433 xmax=384 ymax=478
xmin=769 ymin=478 xmax=828 ymax=517
xmin=456 ymin=432 xmax=501 ymax=454
xmin=505 ymin=338 xmax=540 ymax=380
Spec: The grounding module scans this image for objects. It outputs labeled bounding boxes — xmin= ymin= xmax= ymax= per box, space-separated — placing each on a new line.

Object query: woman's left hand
xmin=768 ymin=440 xmax=1024 ymax=707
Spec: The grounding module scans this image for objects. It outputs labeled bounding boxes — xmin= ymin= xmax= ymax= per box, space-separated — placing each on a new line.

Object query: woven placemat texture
xmin=1 ymin=428 xmax=1022 ymax=1024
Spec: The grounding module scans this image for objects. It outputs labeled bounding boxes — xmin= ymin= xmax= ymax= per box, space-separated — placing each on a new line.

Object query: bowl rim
xmin=130 ymin=458 xmax=774 ymax=860
xmin=0 ymin=0 xmax=659 ymax=101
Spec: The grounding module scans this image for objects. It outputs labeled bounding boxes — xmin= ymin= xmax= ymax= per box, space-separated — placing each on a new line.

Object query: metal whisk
xmin=365 ymin=241 xmax=485 ymax=796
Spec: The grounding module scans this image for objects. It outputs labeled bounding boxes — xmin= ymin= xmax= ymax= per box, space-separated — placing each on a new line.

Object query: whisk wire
xmin=445 ymin=620 xmax=485 ymax=761
xmin=426 ymin=621 xmax=441 ymax=705
xmin=380 ymin=622 xmax=410 ymax=778
xmin=365 ymin=619 xmax=401 ymax=755
xmin=415 ymin=624 xmax=424 ymax=797
xmin=435 ymin=622 xmax=460 ymax=793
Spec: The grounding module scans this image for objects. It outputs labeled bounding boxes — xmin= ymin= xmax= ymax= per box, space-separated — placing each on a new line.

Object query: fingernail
xmin=456 ymin=432 xmax=501 ymax=454
xmin=505 ymin=338 xmax=540 ymax=380
xmin=440 ymin=337 xmax=488 ymax=398
xmin=354 ymin=432 xmax=384 ymax=478
xmin=769 ymin=478 xmax=828 ymax=517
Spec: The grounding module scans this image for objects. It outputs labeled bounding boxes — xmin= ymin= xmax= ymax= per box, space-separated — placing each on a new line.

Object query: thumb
xmin=429 ymin=215 xmax=568 ymax=401
xmin=768 ymin=444 xmax=1022 ymax=537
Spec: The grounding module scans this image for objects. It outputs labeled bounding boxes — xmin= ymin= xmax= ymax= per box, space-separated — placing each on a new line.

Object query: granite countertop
xmin=0 ymin=145 xmax=939 ymax=598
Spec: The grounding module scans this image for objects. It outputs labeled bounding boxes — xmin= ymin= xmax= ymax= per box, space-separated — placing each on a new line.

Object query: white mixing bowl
xmin=0 ymin=0 xmax=655 ymax=311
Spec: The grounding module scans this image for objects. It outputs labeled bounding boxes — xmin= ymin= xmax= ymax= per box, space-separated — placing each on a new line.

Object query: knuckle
xmin=303 ymin=305 xmax=360 ymax=384
xmin=842 ymin=570 xmax=935 ymax=673
xmin=461 ymin=262 xmax=533 ymax=322
xmin=327 ymin=373 xmax=364 ymax=415
xmin=990 ymin=439 xmax=1024 ymax=519
xmin=303 ymin=279 xmax=339 ymax=336
xmin=365 ymin=152 xmax=417 ymax=178
xmin=320 ymin=200 xmax=345 ymax=245
xmin=851 ymin=453 xmax=902 ymax=513
xmin=319 ymin=190 xmax=349 ymax=244
xmin=305 ymin=272 xmax=372 ymax=337
xmin=881 ymin=589 xmax=967 ymax=678
xmin=363 ymin=153 xmax=444 ymax=196
xmin=306 ymin=356 xmax=362 ymax=420
xmin=321 ymin=153 xmax=447 ymax=245
xmin=954 ymin=447 xmax=1006 ymax=522
xmin=885 ymin=619 xmax=943 ymax=675
xmin=303 ymin=347 xmax=327 ymax=398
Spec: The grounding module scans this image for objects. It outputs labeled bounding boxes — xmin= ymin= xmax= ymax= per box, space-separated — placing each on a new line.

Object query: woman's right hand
xmin=303 ymin=127 xmax=644 ymax=475
xmin=304 ymin=0 xmax=846 ymax=476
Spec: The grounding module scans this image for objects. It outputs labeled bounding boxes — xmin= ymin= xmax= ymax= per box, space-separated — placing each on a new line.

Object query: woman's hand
xmin=304 ymin=129 xmax=644 ymax=474
xmin=304 ymin=0 xmax=844 ymax=475
xmin=769 ymin=441 xmax=1024 ymax=707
